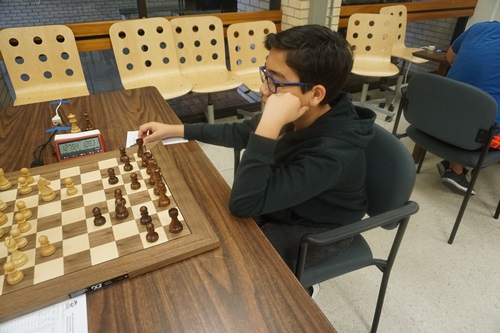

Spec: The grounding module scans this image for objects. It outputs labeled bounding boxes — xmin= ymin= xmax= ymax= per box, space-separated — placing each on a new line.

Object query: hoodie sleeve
xmin=183 ymin=115 xmax=260 ymax=150
xmin=229 ymin=132 xmax=349 ymax=217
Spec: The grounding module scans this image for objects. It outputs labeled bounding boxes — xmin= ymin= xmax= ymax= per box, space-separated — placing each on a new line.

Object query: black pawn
xmin=136 ymin=138 xmax=144 ymax=158
xmin=168 ymin=208 xmax=183 ymax=233
xmin=130 ymin=173 xmax=141 ymax=190
xmin=140 ymin=206 xmax=152 ymax=225
xmin=115 ymin=197 xmax=129 ymax=220
xmin=93 ymin=207 xmax=106 ymax=226
xmin=119 ymin=146 xmax=127 ymax=162
xmin=123 ymin=155 xmax=133 ymax=172
xmin=158 ymin=182 xmax=170 ymax=207
xmin=108 ymin=168 xmax=119 ymax=185
xmin=146 ymin=222 xmax=159 ymax=243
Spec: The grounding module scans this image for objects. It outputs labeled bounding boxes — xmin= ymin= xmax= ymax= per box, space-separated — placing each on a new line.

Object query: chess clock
xmin=54 ymin=129 xmax=106 ymax=161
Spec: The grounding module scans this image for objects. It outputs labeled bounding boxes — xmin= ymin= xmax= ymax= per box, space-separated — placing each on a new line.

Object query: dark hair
xmin=264 ymin=25 xmax=353 ymax=105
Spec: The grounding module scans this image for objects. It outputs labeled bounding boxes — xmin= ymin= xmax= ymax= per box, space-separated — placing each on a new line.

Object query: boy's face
xmin=260 ymin=48 xmax=313 ymax=106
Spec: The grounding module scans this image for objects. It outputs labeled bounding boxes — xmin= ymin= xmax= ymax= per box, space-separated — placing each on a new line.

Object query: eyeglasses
xmin=259 ymin=66 xmax=315 ymax=94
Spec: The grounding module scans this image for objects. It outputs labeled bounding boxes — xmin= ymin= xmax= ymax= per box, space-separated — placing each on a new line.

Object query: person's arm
xmin=446 ymin=47 xmax=457 ymax=65
xmin=138 ymin=122 xmax=184 ymax=144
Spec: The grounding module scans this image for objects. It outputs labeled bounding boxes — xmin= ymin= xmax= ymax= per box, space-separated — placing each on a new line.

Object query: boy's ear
xmin=308 ymin=84 xmax=327 ymax=106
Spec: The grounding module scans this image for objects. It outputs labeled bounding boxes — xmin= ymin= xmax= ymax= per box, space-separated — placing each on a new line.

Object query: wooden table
xmin=0 ymin=87 xmax=336 ymax=332
xmin=412 ymin=48 xmax=450 ymax=76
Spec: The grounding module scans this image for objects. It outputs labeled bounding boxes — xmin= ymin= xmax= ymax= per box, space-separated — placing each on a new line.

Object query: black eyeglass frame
xmin=259 ymin=66 xmax=316 ymax=94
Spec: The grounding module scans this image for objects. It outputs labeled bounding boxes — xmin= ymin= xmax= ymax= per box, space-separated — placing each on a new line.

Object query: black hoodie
xmin=184 ymin=93 xmax=376 ymax=227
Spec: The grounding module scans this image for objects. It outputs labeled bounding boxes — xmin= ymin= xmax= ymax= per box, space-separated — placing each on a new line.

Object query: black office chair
xmin=294 ymin=124 xmax=419 ymax=333
xmin=392 ymin=72 xmax=500 ymax=244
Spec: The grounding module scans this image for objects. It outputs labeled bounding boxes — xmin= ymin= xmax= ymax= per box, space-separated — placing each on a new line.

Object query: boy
xmin=139 ymin=25 xmax=376 ymax=270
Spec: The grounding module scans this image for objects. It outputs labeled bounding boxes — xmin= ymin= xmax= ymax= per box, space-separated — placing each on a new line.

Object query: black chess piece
xmin=158 ymin=182 xmax=170 ymax=207
xmin=140 ymin=206 xmax=152 ymax=225
xmin=108 ymin=168 xmax=119 ymax=185
xmin=168 ymin=208 xmax=183 ymax=233
xmin=93 ymin=207 xmax=106 ymax=226
xmin=115 ymin=197 xmax=129 ymax=220
xmin=119 ymin=146 xmax=127 ymax=162
xmin=142 ymin=151 xmax=152 ymax=168
xmin=136 ymin=138 xmax=144 ymax=158
xmin=123 ymin=155 xmax=133 ymax=172
xmin=114 ymin=188 xmax=126 ymax=206
xmin=84 ymin=112 xmax=95 ymax=131
xmin=130 ymin=173 xmax=141 ymax=190
xmin=146 ymin=222 xmax=159 ymax=243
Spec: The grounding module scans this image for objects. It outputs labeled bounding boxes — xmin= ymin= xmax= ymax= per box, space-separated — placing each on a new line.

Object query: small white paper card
xmin=126 ymin=131 xmax=188 ymax=148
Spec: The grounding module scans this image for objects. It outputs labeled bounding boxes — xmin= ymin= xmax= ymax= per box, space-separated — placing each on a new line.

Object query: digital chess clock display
xmin=55 ymin=131 xmax=106 ymax=161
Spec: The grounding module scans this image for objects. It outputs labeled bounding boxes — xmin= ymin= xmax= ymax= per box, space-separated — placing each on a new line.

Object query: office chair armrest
xmin=295 ymin=201 xmax=418 ymax=280
xmin=299 ymin=201 xmax=419 ymax=246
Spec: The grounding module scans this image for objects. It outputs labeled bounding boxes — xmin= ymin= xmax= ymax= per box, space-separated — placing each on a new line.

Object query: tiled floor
xmin=200 ymin=100 xmax=500 ymax=333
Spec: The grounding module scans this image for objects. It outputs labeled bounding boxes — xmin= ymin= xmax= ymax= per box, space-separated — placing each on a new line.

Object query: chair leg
xmin=206 ymin=93 xmax=215 ymax=124
xmin=447 ymin=187 xmax=475 ymax=244
xmin=447 ymin=168 xmax=482 ymax=244
xmin=370 ymin=271 xmax=390 ymax=333
xmin=415 ymin=150 xmax=426 ymax=174
xmin=494 ymin=198 xmax=500 ymax=219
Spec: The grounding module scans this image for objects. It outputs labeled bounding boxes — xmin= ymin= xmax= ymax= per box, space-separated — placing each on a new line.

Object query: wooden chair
xmin=347 ymin=13 xmax=400 ymax=120
xmin=226 ymin=20 xmax=275 ymax=93
xmin=170 ymin=16 xmax=242 ymax=123
xmin=380 ymin=5 xmax=429 ymax=112
xmin=0 ymin=25 xmax=89 ymax=106
xmin=226 ymin=20 xmax=276 ymax=119
xmin=109 ymin=17 xmax=192 ymax=100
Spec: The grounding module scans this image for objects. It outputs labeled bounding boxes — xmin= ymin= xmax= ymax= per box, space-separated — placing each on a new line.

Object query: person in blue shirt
xmin=438 ymin=21 xmax=500 ymax=194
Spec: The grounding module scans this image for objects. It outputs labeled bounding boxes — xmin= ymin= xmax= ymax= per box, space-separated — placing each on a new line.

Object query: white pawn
xmin=0 ymin=168 xmax=12 ymax=191
xmin=15 ymin=212 xmax=31 ymax=233
xmin=39 ymin=235 xmax=56 ymax=257
xmin=20 ymin=167 xmax=34 ymax=184
xmin=0 ymin=199 xmax=7 ymax=211
xmin=18 ymin=176 xmax=32 ymax=195
xmin=4 ymin=236 xmax=29 ymax=267
xmin=16 ymin=200 xmax=32 ymax=220
xmin=10 ymin=227 xmax=27 ymax=249
xmin=4 ymin=261 xmax=24 ymax=285
xmin=0 ymin=211 xmax=7 ymax=226
xmin=65 ymin=178 xmax=78 ymax=196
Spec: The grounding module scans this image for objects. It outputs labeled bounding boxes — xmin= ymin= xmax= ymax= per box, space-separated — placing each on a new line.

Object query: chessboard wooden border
xmin=0 ymin=141 xmax=220 ymax=322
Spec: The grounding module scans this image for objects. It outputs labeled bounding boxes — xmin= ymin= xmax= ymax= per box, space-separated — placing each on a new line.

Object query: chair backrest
xmin=404 ymin=73 xmax=498 ymax=150
xmin=169 ymin=16 xmax=228 ymax=75
xmin=380 ymin=5 xmax=409 ymax=49
xmin=0 ymin=25 xmax=89 ymax=106
xmin=226 ymin=20 xmax=276 ymax=91
xmin=365 ymin=123 xmax=416 ymax=218
xmin=346 ymin=13 xmax=396 ymax=70
xmin=109 ymin=17 xmax=184 ymax=90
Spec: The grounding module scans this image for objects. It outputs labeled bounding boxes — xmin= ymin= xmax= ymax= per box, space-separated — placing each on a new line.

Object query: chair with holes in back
xmin=295 ymin=123 xmax=419 ymax=333
xmin=346 ymin=13 xmax=400 ymax=120
xmin=109 ymin=17 xmax=192 ymax=100
xmin=226 ymin=20 xmax=276 ymax=118
xmin=169 ymin=16 xmax=242 ymax=124
xmin=0 ymin=25 xmax=89 ymax=106
xmin=379 ymin=4 xmax=428 ymax=114
xmin=392 ymin=72 xmax=500 ymax=244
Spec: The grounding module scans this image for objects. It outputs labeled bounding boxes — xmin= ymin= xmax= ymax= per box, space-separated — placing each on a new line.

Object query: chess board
xmin=0 ymin=142 xmax=219 ymax=322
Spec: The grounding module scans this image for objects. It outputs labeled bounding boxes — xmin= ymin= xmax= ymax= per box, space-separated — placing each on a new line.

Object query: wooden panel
xmin=339 ymin=0 xmax=478 ymax=28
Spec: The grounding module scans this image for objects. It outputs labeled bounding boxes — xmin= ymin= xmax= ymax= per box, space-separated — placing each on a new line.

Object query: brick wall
xmin=0 ymin=0 xmax=180 ymax=28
